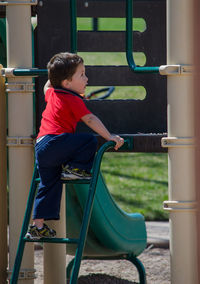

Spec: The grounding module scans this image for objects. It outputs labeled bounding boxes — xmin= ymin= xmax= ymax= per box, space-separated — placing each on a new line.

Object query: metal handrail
xmin=126 ymin=0 xmax=160 ymax=73
xmin=13 ymin=68 xmax=47 ymax=76
xmin=2 ymin=0 xmax=161 ymax=77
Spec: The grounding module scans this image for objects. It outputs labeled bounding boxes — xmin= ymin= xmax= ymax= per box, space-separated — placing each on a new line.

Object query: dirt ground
xmin=34 ymin=246 xmax=170 ymax=284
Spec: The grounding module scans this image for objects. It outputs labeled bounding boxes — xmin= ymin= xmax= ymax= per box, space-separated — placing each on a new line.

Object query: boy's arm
xmin=43 ymin=80 xmax=52 ymax=94
xmin=81 ymin=113 xmax=124 ymax=150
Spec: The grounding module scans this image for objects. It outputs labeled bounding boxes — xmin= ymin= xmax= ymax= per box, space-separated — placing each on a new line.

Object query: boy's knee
xmin=92 ymin=134 xmax=97 ymax=144
xmin=89 ymin=134 xmax=98 ymax=149
xmin=92 ymin=135 xmax=98 ymax=146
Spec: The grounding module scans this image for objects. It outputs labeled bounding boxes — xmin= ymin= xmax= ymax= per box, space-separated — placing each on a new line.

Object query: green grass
xmin=77 ymin=17 xmax=168 ymax=221
xmin=101 ymin=153 xmax=168 ymax=221
xmin=77 ymin=17 xmax=146 ymax=32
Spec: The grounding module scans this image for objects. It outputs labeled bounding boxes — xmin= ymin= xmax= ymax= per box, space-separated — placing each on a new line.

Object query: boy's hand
xmin=81 ymin=114 xmax=124 ymax=149
xmin=109 ymin=135 xmax=124 ymax=150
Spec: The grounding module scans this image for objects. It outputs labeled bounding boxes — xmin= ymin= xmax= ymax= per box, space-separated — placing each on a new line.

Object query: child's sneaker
xmin=25 ymin=223 xmax=56 ymax=240
xmin=61 ymin=165 xmax=91 ymax=180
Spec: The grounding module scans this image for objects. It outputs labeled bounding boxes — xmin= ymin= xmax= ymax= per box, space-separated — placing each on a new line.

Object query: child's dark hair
xmin=47 ymin=52 xmax=84 ymax=88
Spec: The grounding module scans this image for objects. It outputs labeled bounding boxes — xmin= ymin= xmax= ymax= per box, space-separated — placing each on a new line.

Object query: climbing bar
xmin=0 ymin=67 xmax=47 ymax=77
xmin=13 ymin=68 xmax=47 ymax=76
xmin=126 ymin=0 xmax=160 ymax=73
xmin=1 ymin=64 xmax=193 ymax=78
xmin=35 ymin=177 xmax=91 ymax=184
xmin=24 ymin=237 xmax=79 ymax=244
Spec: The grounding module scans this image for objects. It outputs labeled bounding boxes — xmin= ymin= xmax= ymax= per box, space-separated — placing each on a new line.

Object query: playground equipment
xmin=2 ymin=2 xmax=35 ymax=284
xmin=0 ymin=0 xmax=198 ymax=283
xmin=0 ymin=0 xmax=164 ymax=283
xmin=0 ymin=64 xmax=7 ymax=283
xmin=85 ymin=86 xmax=115 ymax=100
xmin=161 ymin=0 xmax=198 ymax=283
xmin=10 ymin=140 xmax=147 ymax=284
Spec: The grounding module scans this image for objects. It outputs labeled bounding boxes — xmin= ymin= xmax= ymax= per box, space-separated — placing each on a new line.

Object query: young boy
xmin=26 ymin=52 xmax=124 ymax=239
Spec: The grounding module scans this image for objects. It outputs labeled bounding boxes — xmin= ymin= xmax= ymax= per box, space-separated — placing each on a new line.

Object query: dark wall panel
xmin=35 ymin=0 xmax=167 ymax=146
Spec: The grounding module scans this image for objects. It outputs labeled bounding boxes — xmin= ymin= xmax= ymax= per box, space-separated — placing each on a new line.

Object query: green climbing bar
xmin=126 ymin=0 xmax=160 ymax=73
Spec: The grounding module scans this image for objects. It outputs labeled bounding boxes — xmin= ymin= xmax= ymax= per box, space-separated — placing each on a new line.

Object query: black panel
xmin=35 ymin=0 xmax=71 ymax=130
xmin=0 ymin=7 xmax=6 ymax=18
xmin=77 ymin=96 xmax=167 ymax=134
xmin=85 ymin=66 xmax=165 ymax=86
xmin=77 ymin=0 xmax=165 ymax=18
xmin=78 ymin=31 xmax=145 ymax=52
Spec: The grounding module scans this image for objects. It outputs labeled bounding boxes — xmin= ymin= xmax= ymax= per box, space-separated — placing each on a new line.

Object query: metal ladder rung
xmin=24 ymin=237 xmax=79 ymax=244
xmin=35 ymin=178 xmax=91 ymax=184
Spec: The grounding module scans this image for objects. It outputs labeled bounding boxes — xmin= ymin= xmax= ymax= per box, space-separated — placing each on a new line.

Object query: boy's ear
xmin=61 ymin=78 xmax=71 ymax=88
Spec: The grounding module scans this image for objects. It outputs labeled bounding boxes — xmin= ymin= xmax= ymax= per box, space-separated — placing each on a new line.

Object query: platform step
xmin=35 ymin=177 xmax=91 ymax=184
xmin=24 ymin=237 xmax=79 ymax=244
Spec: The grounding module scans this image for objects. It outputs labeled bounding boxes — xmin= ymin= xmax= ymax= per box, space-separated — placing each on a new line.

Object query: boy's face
xmin=62 ymin=63 xmax=88 ymax=94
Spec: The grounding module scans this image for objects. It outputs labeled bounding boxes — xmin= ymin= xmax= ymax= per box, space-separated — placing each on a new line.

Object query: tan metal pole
xmin=6 ymin=1 xmax=34 ymax=283
xmin=6 ymin=2 xmax=67 ymax=283
xmin=193 ymin=0 xmax=200 ymax=280
xmin=164 ymin=0 xmax=198 ymax=283
xmin=0 ymin=64 xmax=8 ymax=284
xmin=44 ymin=190 xmax=66 ymax=284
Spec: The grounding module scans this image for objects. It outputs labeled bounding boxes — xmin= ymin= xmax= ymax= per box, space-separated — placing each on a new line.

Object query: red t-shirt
xmin=37 ymin=88 xmax=91 ymax=138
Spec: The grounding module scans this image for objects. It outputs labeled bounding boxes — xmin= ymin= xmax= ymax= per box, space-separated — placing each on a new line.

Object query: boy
xmin=26 ymin=52 xmax=124 ymax=239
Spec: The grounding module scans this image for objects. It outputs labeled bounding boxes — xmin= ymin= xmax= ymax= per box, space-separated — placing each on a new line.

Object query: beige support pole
xmin=193 ymin=0 xmax=200 ymax=279
xmin=0 ymin=64 xmax=8 ymax=284
xmin=44 ymin=190 xmax=66 ymax=284
xmin=6 ymin=1 xmax=34 ymax=283
xmin=164 ymin=0 xmax=198 ymax=283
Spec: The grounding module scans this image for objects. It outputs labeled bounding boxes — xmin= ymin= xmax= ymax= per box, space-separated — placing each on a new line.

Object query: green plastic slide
xmin=66 ymin=172 xmax=147 ymax=258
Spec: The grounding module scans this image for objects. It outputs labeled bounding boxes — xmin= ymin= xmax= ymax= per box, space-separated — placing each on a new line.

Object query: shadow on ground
xmin=67 ymin=274 xmax=137 ymax=284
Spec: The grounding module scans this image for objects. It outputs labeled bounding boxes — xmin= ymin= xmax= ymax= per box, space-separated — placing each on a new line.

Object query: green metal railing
xmin=6 ymin=0 xmax=160 ymax=77
xmin=126 ymin=0 xmax=159 ymax=73
xmin=12 ymin=68 xmax=47 ymax=76
xmin=10 ymin=141 xmax=117 ymax=284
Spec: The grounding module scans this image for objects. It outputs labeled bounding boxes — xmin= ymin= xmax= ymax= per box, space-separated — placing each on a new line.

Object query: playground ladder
xmin=10 ymin=141 xmax=116 ymax=284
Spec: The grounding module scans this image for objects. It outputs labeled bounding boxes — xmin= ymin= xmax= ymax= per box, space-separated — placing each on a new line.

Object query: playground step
xmin=35 ymin=178 xmax=91 ymax=184
xmin=24 ymin=237 xmax=79 ymax=244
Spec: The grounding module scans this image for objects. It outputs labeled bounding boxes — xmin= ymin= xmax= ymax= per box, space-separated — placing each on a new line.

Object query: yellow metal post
xmin=0 ymin=64 xmax=8 ymax=284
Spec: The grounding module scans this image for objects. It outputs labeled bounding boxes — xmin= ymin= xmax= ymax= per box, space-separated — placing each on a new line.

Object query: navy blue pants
xmin=33 ymin=133 xmax=97 ymax=220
